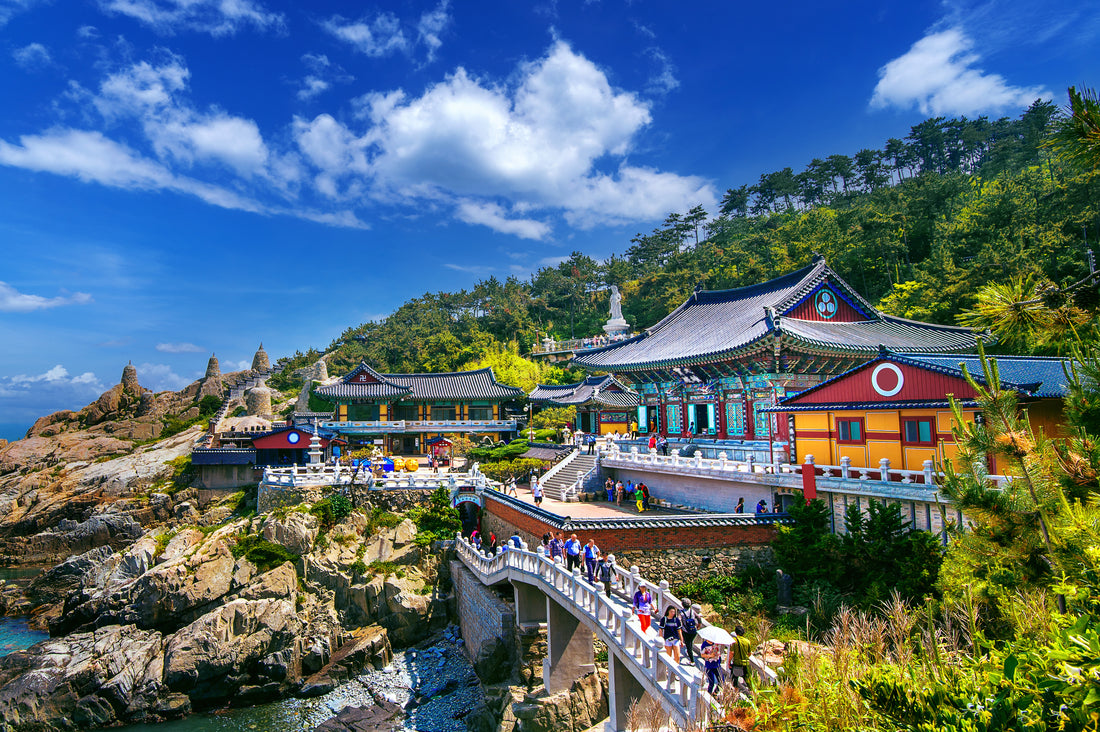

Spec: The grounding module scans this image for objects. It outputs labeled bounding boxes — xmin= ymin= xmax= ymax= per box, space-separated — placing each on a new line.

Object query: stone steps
xmin=541 ymin=454 xmax=598 ymax=501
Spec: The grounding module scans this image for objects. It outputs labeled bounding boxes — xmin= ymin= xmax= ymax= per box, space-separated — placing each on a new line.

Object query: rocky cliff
xmin=0 ymin=501 xmax=446 ymax=730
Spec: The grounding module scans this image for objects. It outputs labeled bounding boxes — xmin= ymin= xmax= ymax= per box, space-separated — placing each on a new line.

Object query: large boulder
xmin=0 ymin=624 xmax=171 ymax=729
xmin=263 ymin=511 xmax=319 ymax=555
xmin=163 ymin=598 xmax=302 ymax=703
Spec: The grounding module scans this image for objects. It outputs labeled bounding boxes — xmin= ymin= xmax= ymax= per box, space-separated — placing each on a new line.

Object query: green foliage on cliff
xmin=230 ymin=534 xmax=299 ymax=573
xmin=407 ymin=487 xmax=461 ymax=547
xmin=311 ymin=493 xmax=353 ymax=531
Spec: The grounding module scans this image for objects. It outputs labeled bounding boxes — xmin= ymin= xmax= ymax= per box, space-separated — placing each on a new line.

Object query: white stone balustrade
xmin=455 ymin=533 xmax=779 ymax=731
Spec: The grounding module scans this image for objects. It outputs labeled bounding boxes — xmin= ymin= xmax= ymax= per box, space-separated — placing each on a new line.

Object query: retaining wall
xmin=450 ymin=560 xmax=517 ymax=668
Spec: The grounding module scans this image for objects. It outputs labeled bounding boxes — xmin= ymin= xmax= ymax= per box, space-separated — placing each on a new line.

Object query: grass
xmin=153 ymin=529 xmax=179 ymax=561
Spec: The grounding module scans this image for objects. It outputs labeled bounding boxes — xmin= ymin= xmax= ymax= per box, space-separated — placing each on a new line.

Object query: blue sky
xmin=0 ymin=0 xmax=1097 ymax=437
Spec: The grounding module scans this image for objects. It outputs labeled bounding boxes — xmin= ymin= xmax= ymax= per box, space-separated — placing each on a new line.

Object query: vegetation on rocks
xmin=231 ymin=533 xmax=300 ymax=573
xmin=407 ymin=487 xmax=461 ymax=546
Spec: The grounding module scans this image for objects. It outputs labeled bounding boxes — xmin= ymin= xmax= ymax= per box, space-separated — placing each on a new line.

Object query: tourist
xmin=605 ymin=477 xmax=615 ymax=502
xmin=658 ymin=436 xmax=669 ymax=456
xmin=615 ymin=480 xmax=624 ymax=506
xmin=629 ymin=420 xmax=637 ymax=440
xmin=586 ymin=433 xmax=596 ymax=455
xmin=632 ymin=586 xmax=654 ymax=633
xmin=565 ymin=533 xmax=582 ymax=572
xmin=680 ymin=599 xmax=698 ymax=664
xmin=635 ymin=485 xmax=644 ymax=513
xmin=583 ymin=538 xmax=601 ymax=583
xmin=470 ymin=530 xmax=481 ymax=550
xmin=640 ymin=482 xmax=650 ymax=511
xmin=532 ymin=478 xmax=543 ymax=507
xmin=506 ymin=476 xmax=518 ymax=497
xmin=735 ymin=497 xmax=745 ymax=514
xmin=549 ymin=531 xmax=565 ymax=561
xmin=509 ymin=533 xmax=522 ymax=549
xmin=755 ymin=499 xmax=767 ymax=514
xmin=597 ymin=553 xmax=616 ymax=597
xmin=487 ymin=533 xmax=498 ymax=555
xmin=648 ymin=434 xmax=657 ymax=451
xmin=703 ymin=643 xmax=724 ymax=695
xmin=727 ymin=625 xmax=752 ymax=690
xmin=541 ymin=533 xmax=551 ymax=552
xmin=658 ymin=606 xmax=684 ymax=664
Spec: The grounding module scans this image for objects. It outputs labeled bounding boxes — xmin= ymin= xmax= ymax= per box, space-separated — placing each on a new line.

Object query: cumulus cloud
xmin=98 ymin=0 xmax=283 ymax=36
xmin=871 ymin=27 xmax=1049 ymax=116
xmin=12 ymin=42 xmax=51 ymax=70
xmin=0 ymin=365 xmax=107 ymax=422
xmin=307 ymin=41 xmax=714 ymax=233
xmin=0 ymin=281 xmax=92 ymax=312
xmin=455 ymin=200 xmax=550 ymax=240
xmin=156 ymin=342 xmax=203 ymax=353
xmin=322 ymin=12 xmax=408 ymax=57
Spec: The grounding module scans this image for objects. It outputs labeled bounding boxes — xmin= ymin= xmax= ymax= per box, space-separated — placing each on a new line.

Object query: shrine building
xmin=314 ymin=362 xmax=524 ymax=454
xmin=528 ymin=375 xmax=640 ymax=435
xmin=767 ymin=350 xmax=1071 ymax=473
xmin=571 ymin=255 xmax=984 ymax=462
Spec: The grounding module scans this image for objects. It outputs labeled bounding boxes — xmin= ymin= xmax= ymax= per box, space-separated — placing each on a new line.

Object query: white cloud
xmin=12 ymin=42 xmax=51 ymax=70
xmin=871 ymin=27 xmax=1049 ymax=116
xmin=322 ymin=12 xmax=408 ymax=57
xmin=456 ymin=200 xmax=550 ymax=240
xmin=296 ymin=54 xmax=352 ymax=102
xmin=0 ymin=365 xmax=108 ymax=422
xmin=646 ymin=48 xmax=679 ymax=95
xmin=0 ymin=281 xmax=92 ymax=312
xmin=298 ymin=76 xmax=329 ymax=101
xmin=0 ymin=0 xmax=44 ymax=27
xmin=316 ymin=41 xmax=714 ymax=231
xmin=417 ymin=0 xmax=450 ymax=62
xmin=94 ymin=59 xmax=271 ymax=176
xmin=98 ymin=0 xmax=283 ymax=36
xmin=156 ymin=342 xmax=203 ymax=353
xmin=136 ymin=362 xmax=193 ymax=391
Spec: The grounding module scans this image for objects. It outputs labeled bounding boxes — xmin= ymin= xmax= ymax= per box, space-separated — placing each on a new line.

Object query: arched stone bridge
xmin=455 ymin=534 xmax=726 ymax=731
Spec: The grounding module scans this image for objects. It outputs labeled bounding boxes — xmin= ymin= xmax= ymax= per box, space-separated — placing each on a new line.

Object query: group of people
xmin=544 ymin=532 xmax=618 ymax=594
xmin=468 ymin=529 xmax=754 ymax=697
xmin=630 ymin=588 xmax=753 ymax=695
xmin=603 ymin=477 xmax=651 ymax=511
xmin=646 ymin=434 xmax=671 ymax=455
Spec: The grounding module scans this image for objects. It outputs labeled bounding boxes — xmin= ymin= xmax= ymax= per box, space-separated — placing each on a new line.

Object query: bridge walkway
xmin=455 ymin=533 xmax=724 ymax=731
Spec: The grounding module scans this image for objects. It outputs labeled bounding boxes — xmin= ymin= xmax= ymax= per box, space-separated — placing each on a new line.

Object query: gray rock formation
xmin=121 ymin=361 xmax=141 ymax=395
xmin=246 ymin=384 xmax=274 ymax=417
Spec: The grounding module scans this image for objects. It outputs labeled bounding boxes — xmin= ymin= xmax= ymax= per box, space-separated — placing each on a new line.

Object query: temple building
xmin=571 ymin=256 xmax=983 ymax=461
xmin=767 ymin=351 xmax=1071 ymax=473
xmin=528 ymin=375 xmax=640 ymax=435
xmin=314 ymin=362 xmax=524 ymax=453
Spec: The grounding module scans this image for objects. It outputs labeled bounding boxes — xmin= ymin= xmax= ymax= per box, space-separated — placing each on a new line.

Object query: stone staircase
xmin=540 ymin=452 xmax=599 ymax=501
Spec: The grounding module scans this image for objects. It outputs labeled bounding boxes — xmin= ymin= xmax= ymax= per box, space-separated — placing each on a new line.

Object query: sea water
xmin=0 ymin=567 xmax=48 ymax=657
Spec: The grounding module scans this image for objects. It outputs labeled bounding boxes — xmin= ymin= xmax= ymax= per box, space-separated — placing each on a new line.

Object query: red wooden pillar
xmin=802 ymin=456 xmax=817 ymax=502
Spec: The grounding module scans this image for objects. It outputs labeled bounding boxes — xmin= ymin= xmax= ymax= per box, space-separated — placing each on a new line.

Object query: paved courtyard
xmin=511 ymin=485 xmax=685 ymax=519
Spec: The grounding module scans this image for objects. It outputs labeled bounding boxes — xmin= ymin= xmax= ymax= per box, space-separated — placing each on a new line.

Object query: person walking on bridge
xmin=728 ymin=625 xmax=752 ymax=690
xmin=597 ymin=553 xmax=615 ymax=597
xmin=583 ymin=538 xmax=601 ymax=583
xmin=564 ymin=533 xmax=582 ymax=572
xmin=680 ymin=599 xmax=698 ymax=664
xmin=548 ymin=531 xmax=564 ymax=561
xmin=658 ymin=605 xmax=684 ymax=664
xmin=632 ymin=586 xmax=654 ymax=633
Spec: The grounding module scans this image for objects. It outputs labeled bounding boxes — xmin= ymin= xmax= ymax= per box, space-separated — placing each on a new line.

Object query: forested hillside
xmin=281 ymin=95 xmax=1100 ymax=384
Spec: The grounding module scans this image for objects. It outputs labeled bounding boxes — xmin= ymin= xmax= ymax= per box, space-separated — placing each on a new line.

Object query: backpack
xmin=682 ymin=613 xmax=697 ymax=633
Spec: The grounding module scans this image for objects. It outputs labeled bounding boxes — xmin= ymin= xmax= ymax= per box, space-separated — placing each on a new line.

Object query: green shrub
xmin=350 ymin=559 xmax=367 ymax=575
xmin=480 ymin=457 xmax=550 ymax=482
xmin=366 ymin=507 xmax=403 ymax=534
xmin=230 ymin=534 xmax=299 ymax=573
xmin=407 ymin=487 xmax=460 ymax=546
xmin=311 ymin=493 xmax=353 ymax=530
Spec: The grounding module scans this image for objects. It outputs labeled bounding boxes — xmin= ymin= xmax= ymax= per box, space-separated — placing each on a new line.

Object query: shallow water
xmin=0 ymin=617 xmax=48 ymax=658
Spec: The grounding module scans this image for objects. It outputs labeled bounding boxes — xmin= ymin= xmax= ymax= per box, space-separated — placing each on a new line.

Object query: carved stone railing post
xmin=923 ymin=459 xmax=935 ymax=485
xmin=745 ymin=455 xmax=755 ymax=473
xmin=839 ymin=455 xmax=850 ymax=480
xmin=879 ymin=458 xmax=891 ymax=482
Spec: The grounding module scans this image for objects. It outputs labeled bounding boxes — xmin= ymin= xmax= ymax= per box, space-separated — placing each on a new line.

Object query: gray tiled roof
xmin=191 ymin=448 xmax=256 ymax=465
xmin=529 ymin=375 xmax=639 ymax=408
xmin=902 ymin=353 xmax=1072 ymax=398
xmin=573 ymin=258 xmax=980 ymax=371
xmin=385 ymin=369 xmax=525 ymax=401
xmin=316 ymin=363 xmax=523 ymax=402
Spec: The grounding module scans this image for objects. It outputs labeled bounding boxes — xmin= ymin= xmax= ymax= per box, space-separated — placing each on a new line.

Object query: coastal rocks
xmin=263 ymin=511 xmax=319 ymax=555
xmin=314 ymin=700 xmax=402 ymax=732
xmin=0 ymin=511 xmax=144 ymax=568
xmin=163 ymin=598 xmax=302 ymax=704
xmin=0 ymin=624 xmax=170 ymax=729
xmin=301 ymin=625 xmax=392 ymax=697
xmin=510 ymin=673 xmax=608 ymax=732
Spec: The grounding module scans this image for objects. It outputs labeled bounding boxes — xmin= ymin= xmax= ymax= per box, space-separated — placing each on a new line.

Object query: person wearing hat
xmin=597 ymin=553 xmax=616 ymax=597
xmin=727 ymin=624 xmax=751 ymax=689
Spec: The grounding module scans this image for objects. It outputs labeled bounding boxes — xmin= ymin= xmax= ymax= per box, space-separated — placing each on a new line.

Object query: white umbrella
xmin=696 ymin=625 xmax=735 ymax=645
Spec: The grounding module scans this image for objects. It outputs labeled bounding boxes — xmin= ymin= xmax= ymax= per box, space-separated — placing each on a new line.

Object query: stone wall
xmin=614 ymin=545 xmax=773 ymax=586
xmin=450 ymin=560 xmax=517 ymax=682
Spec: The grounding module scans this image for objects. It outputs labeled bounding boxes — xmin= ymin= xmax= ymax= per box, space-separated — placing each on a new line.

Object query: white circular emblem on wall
xmin=871 ymin=363 xmax=904 ymax=397
xmin=814 ymin=289 xmax=838 ymax=319
xmin=287 ymin=432 xmax=301 ymax=444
